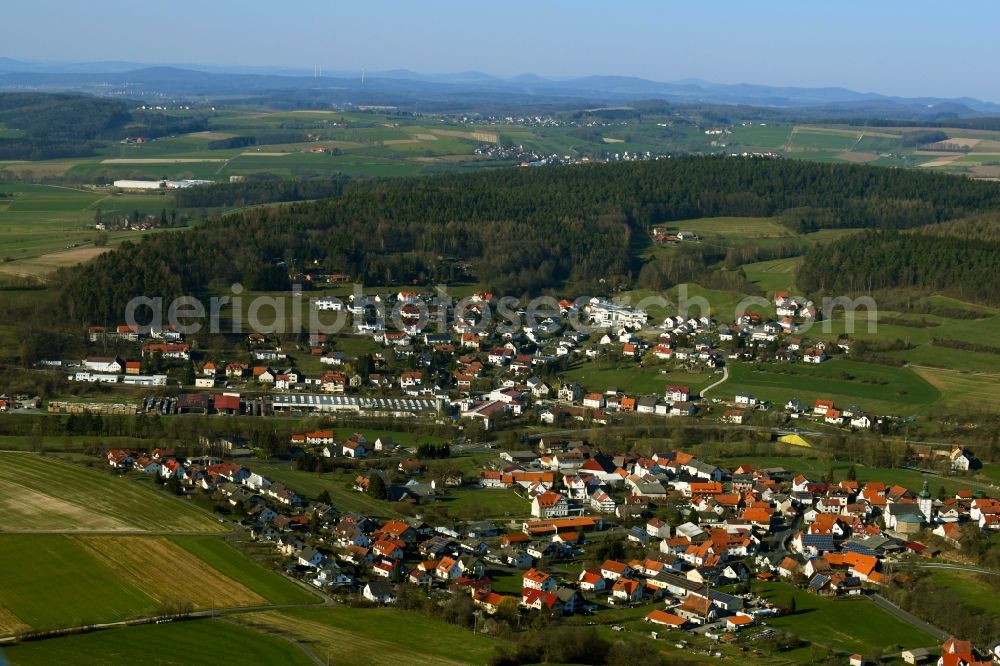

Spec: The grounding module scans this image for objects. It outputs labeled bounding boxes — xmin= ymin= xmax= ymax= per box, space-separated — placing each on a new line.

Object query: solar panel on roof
xmin=840 ymin=542 xmax=878 ymax=558
xmin=808 ymin=574 xmax=830 ymax=590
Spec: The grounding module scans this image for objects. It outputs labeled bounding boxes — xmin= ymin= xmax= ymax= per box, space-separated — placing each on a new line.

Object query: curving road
xmin=699 ymin=364 xmax=729 ymax=398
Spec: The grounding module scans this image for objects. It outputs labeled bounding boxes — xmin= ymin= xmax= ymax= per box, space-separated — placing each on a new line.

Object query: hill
xmin=0 ymin=93 xmax=206 ymax=160
xmin=60 ymin=157 xmax=1000 ymax=323
xmin=797 ymin=229 xmax=1000 ymax=306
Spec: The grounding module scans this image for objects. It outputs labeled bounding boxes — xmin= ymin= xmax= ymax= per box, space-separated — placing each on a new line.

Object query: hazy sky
xmin=6 ymin=0 xmax=999 ymax=100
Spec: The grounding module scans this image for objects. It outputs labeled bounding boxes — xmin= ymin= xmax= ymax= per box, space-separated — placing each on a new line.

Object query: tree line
xmin=170 ymin=176 xmax=349 ymax=208
xmin=797 ymin=230 xmax=1000 ymax=305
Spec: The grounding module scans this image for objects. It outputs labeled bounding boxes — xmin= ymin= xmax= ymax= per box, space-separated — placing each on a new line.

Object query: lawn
xmin=435 ymin=487 xmax=530 ymax=519
xmin=0 ymin=534 xmax=315 ymax=635
xmin=1 ymin=618 xmax=315 ymax=666
xmin=234 ymin=607 xmax=501 ymax=666
xmin=755 ymin=581 xmax=937 ymax=654
xmin=0 ymin=452 xmax=223 ymax=532
xmin=561 ymin=358 xmax=714 ymax=396
xmin=246 ymin=462 xmax=404 ymax=518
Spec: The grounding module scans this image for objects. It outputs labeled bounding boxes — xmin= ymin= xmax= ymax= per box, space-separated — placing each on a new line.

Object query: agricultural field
xmin=0 ymin=534 xmax=315 ymax=635
xmin=727 ymin=122 xmax=1000 ymax=174
xmin=909 ymin=366 xmax=1000 ymax=410
xmin=0 ymin=618 xmax=315 ymax=666
xmin=667 ymin=216 xmax=793 ymax=240
xmin=0 ymin=452 xmax=224 ymax=532
xmin=754 ymin=581 xmax=937 ymax=657
xmin=724 ymin=359 xmax=940 ymax=416
xmin=0 ymin=182 xmax=174 ymax=277
xmin=743 ymin=256 xmax=802 ymax=294
xmin=6 ymin=105 xmax=1000 ymax=196
xmin=233 ymin=607 xmax=501 ymax=666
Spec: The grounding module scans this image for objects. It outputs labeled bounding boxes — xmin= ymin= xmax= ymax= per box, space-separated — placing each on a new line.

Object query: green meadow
xmin=0 ymin=534 xmax=315 ymax=635
xmin=755 ymin=581 xmax=937 ymax=656
xmin=1 ymin=618 xmax=315 ymax=666
xmin=723 ymin=359 xmax=939 ymax=416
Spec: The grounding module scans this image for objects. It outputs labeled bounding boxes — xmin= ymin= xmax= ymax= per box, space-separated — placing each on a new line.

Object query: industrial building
xmin=271 ymin=393 xmax=442 ymax=417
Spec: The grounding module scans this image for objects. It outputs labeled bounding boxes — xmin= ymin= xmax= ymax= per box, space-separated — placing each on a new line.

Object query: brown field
xmin=0 ymin=606 xmax=30 ymax=636
xmin=187 ymin=131 xmax=237 ymax=140
xmin=603 ymin=137 xmax=625 ymax=143
xmin=912 ymin=366 xmax=1000 ymax=410
xmin=924 ymin=137 xmax=981 ymax=149
xmin=412 ymin=155 xmax=481 ymax=163
xmin=430 ymin=129 xmax=498 ymax=143
xmin=0 ymin=480 xmax=131 ymax=531
xmin=919 ymin=155 xmax=962 ymax=168
xmin=970 ymin=165 xmax=1000 ymax=178
xmin=0 ymin=452 xmax=223 ymax=533
xmin=71 ymin=536 xmax=267 ymax=609
xmin=0 ymin=246 xmax=112 ymax=278
xmin=0 ymin=162 xmax=78 ymax=177
xmin=971 ymin=139 xmax=1000 ymax=152
xmin=383 ymin=139 xmax=421 ymax=145
xmin=837 ymin=151 xmax=880 ymax=163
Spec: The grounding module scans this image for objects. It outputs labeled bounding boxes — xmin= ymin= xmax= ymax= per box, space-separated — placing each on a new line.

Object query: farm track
xmin=699 ymin=365 xmax=729 ymax=397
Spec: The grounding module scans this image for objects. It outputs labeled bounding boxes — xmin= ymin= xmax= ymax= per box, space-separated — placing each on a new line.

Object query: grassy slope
xmin=723 ymin=359 xmax=940 ymax=416
xmin=171 ymin=536 xmax=319 ymax=605
xmin=2 ymin=618 xmax=315 ymax=666
xmin=756 ymin=581 xmax=936 ymax=655
xmin=0 ymin=534 xmax=314 ymax=634
xmin=246 ymin=463 xmax=404 ymax=518
xmin=235 ymin=607 xmax=501 ymax=666
xmin=0 ymin=452 xmax=222 ymax=533
xmin=925 ymin=569 xmax=1000 ymax=616
xmin=0 ymin=536 xmax=155 ymax=631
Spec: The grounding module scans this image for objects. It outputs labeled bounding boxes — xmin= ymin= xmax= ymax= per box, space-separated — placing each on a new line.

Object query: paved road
xmin=893 ymin=562 xmax=1000 ymax=576
xmin=699 ymin=365 xmax=729 ymax=398
xmin=525 ymin=423 xmax=831 ymax=441
xmin=871 ymin=594 xmax=949 ymax=642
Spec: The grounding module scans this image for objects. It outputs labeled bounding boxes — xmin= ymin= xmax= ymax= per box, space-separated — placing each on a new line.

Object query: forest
xmin=59 ymin=156 xmax=1000 ymax=323
xmin=0 ymin=93 xmax=207 ymax=159
xmin=796 ymin=230 xmax=1000 ymax=305
xmin=171 ymin=175 xmax=349 ymax=208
